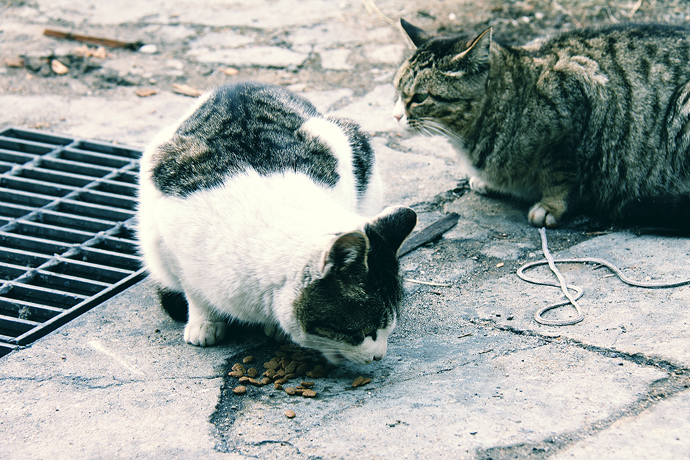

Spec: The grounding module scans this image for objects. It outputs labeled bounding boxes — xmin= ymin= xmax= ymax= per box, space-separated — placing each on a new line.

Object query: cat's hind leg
xmin=183 ymin=291 xmax=227 ymax=346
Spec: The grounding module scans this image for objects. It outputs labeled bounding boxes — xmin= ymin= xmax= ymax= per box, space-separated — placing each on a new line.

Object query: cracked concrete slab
xmin=0 ymin=280 xmax=241 ymax=460
xmin=213 ymin=331 xmax=666 ymax=458
xmin=464 ymin=232 xmax=690 ymax=368
xmin=190 ymin=46 xmax=310 ymax=68
xmin=1 ymin=0 xmax=689 ymax=458
xmin=552 ymin=388 xmax=690 ymax=460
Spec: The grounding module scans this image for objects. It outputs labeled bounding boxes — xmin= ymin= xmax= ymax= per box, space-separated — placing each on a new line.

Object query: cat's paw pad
xmin=469 ymin=176 xmax=492 ymax=195
xmin=263 ymin=323 xmax=288 ymax=343
xmin=528 ymin=203 xmax=559 ymax=228
xmin=184 ymin=320 xmax=227 ymax=347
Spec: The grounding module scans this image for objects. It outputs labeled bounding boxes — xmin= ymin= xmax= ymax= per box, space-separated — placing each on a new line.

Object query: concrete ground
xmin=1 ymin=1 xmax=689 ymax=459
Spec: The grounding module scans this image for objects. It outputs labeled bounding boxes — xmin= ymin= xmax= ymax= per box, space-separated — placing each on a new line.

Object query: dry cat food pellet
xmin=284 ymin=409 xmax=296 ymax=419
xmin=227 ymin=346 xmax=341 ymax=404
xmin=306 ymin=364 xmax=328 ymax=379
xmin=291 ymin=352 xmax=310 ymax=361
xmin=232 ymin=363 xmax=247 ymax=374
xmin=296 ymin=363 xmax=310 ymax=375
xmin=284 ymin=361 xmax=299 ymax=374
xmin=351 ymin=376 xmax=372 ymax=388
xmin=264 ymin=360 xmax=280 ymax=370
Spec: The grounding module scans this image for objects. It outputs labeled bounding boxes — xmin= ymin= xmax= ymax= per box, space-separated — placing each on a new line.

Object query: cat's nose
xmin=392 ymin=97 xmax=405 ymax=122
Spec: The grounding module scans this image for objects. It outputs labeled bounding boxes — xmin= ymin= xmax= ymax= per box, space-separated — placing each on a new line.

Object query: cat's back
xmin=142 ymin=82 xmax=378 ymax=212
xmin=146 ymin=82 xmax=327 ymax=197
xmin=523 ymin=24 xmax=690 ymax=86
xmin=528 ymin=24 xmax=690 ymax=55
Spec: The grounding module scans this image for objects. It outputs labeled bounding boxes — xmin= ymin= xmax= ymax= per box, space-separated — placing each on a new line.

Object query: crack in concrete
xmin=472 ymin=319 xmax=690 ymax=459
xmin=485 ymin=320 xmax=689 ymax=375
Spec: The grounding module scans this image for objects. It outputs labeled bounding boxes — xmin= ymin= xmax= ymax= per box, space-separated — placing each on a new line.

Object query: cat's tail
xmin=156 ymin=287 xmax=189 ymax=322
xmin=620 ymin=194 xmax=690 ymax=236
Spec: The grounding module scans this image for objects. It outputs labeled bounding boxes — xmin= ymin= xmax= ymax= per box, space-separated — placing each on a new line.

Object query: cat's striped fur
xmin=393 ymin=20 xmax=690 ymax=230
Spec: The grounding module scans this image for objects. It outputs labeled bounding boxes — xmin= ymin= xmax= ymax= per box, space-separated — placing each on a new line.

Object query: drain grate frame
xmin=0 ymin=127 xmax=145 ymax=358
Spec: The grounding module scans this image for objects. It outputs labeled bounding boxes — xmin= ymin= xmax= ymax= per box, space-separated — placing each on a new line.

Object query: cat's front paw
xmin=184 ymin=320 xmax=227 ymax=346
xmin=528 ymin=202 xmax=559 ymax=228
xmin=469 ymin=176 xmax=492 ymax=195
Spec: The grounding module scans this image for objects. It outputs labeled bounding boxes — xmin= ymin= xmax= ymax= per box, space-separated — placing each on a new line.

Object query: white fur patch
xmin=300 ymin=117 xmax=357 ymax=211
xmin=139 ymin=169 xmax=377 ymax=348
xmin=392 ymin=96 xmax=407 ymax=123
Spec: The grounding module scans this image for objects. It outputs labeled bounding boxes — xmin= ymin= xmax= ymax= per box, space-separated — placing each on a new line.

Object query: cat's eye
xmin=364 ymin=328 xmax=377 ymax=340
xmin=409 ymin=93 xmax=429 ymax=105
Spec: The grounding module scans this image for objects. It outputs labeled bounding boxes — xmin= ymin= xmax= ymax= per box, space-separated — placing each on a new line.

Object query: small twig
xmin=551 ymin=1 xmax=583 ymax=27
xmin=624 ymin=0 xmax=644 ymax=18
xmin=404 ymin=278 xmax=453 ymax=287
xmin=361 ymin=0 xmax=395 ymax=24
xmin=43 ymin=28 xmax=143 ymax=50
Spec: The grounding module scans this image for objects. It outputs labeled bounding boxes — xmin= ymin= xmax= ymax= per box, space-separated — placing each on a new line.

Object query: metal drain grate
xmin=0 ymin=127 xmax=145 ymax=358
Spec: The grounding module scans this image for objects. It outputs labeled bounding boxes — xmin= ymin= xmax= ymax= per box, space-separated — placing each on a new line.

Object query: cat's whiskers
xmin=302 ymin=334 xmax=379 ymax=364
xmin=412 ymin=118 xmax=465 ymax=146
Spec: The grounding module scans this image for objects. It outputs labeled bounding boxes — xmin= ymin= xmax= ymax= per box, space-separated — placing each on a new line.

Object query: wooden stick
xmin=398 ymin=212 xmax=460 ymax=257
xmin=43 ymin=28 xmax=143 ymax=50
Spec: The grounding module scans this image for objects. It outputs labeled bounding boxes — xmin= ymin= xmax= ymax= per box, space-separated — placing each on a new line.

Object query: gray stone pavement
xmin=1 ymin=1 xmax=689 ymax=459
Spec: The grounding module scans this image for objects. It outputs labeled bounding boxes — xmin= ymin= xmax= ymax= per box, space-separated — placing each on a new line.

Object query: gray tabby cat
xmin=393 ymin=20 xmax=690 ymax=230
xmin=138 ymin=81 xmax=416 ymax=364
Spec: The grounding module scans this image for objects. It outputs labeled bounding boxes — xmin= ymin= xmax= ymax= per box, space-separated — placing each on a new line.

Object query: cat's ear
xmin=446 ymin=28 xmax=492 ymax=75
xmin=366 ymin=206 xmax=417 ymax=254
xmin=323 ymin=231 xmax=369 ymax=276
xmin=400 ymin=19 xmax=432 ymax=48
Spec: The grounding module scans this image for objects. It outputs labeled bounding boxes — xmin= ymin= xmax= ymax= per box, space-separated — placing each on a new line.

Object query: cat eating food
xmin=393 ymin=20 xmax=690 ymax=230
xmin=137 ymin=82 xmax=416 ymax=364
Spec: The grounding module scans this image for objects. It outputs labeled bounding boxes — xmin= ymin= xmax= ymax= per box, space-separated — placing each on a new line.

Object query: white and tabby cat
xmin=137 ymin=82 xmax=416 ymax=364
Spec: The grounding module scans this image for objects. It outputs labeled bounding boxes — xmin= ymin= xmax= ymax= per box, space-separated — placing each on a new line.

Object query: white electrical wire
xmin=517 ymin=227 xmax=690 ymax=326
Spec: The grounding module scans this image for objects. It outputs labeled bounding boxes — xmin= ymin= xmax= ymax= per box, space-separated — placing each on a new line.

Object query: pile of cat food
xmin=228 ymin=343 xmax=371 ymax=404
